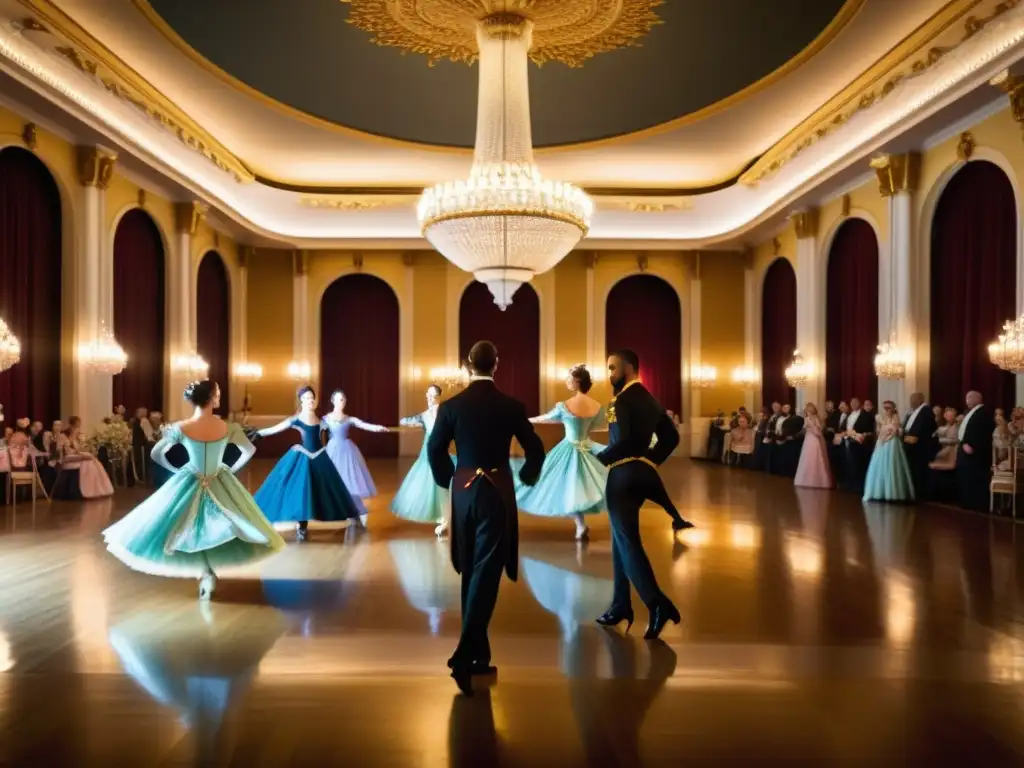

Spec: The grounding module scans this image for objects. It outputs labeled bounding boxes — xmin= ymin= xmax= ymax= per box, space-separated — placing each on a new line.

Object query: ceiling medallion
xmin=341 ymin=0 xmax=664 ymax=67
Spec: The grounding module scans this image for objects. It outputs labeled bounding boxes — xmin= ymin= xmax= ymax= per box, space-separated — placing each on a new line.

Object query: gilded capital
xmin=401 ymin=252 xmax=416 ymax=267
xmin=637 ymin=253 xmax=649 ymax=273
xmin=293 ymin=250 xmax=310 ymax=276
xmin=174 ymin=201 xmax=208 ymax=235
xmin=742 ymin=248 xmax=755 ymax=271
xmin=75 ymin=146 xmax=117 ymax=189
xmin=239 ymin=246 xmax=255 ymax=269
xmin=791 ymin=208 xmax=819 ymax=239
xmin=992 ymin=71 xmax=1024 ymax=128
xmin=583 ymin=251 xmax=598 ymax=269
xmin=22 ymin=123 xmax=37 ymax=151
xmin=869 ymin=153 xmax=920 ymax=197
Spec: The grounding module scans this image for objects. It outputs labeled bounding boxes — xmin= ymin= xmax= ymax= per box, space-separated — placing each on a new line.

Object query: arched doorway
xmin=930 ymin=161 xmax=1017 ymax=410
xmin=825 ymin=218 xmax=879 ymax=404
xmin=761 ymin=258 xmax=797 ymax=406
xmin=196 ymin=251 xmax=230 ymax=415
xmin=0 ymin=147 xmax=62 ymax=423
xmin=320 ymin=274 xmax=400 ymax=457
xmin=605 ymin=275 xmax=682 ymax=415
xmin=113 ymin=209 xmax=166 ymax=414
xmin=459 ymin=281 xmax=540 ymax=415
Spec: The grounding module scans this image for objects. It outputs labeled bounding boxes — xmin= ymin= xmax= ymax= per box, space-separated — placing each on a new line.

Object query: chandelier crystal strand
xmin=875 ymin=330 xmax=907 ymax=380
xmin=785 ymin=350 xmax=810 ymax=389
xmin=79 ymin=322 xmax=128 ymax=376
xmin=989 ymin=316 xmax=1024 ymax=372
xmin=417 ymin=15 xmax=593 ymax=309
xmin=0 ymin=317 xmax=20 ymax=372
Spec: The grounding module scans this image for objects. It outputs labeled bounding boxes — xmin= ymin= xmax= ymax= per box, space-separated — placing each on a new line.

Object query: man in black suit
xmin=901 ymin=391 xmax=938 ymax=501
xmin=755 ymin=402 xmax=781 ymax=471
xmin=775 ymin=405 xmax=805 ymax=477
xmin=427 ymin=340 xmax=545 ymax=695
xmin=956 ymin=390 xmax=995 ymax=513
xmin=841 ymin=397 xmax=875 ymax=493
xmin=595 ymin=349 xmax=680 ymax=640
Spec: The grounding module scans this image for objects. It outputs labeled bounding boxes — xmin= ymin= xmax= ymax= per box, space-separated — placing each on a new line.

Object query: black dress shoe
xmin=672 ymin=518 xmax=695 ymax=531
xmin=451 ymin=666 xmax=473 ymax=696
xmin=644 ymin=602 xmax=681 ymax=640
xmin=596 ymin=607 xmax=634 ymax=632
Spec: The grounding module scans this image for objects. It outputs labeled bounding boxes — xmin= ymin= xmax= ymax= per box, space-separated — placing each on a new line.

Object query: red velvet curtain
xmin=196 ymin=251 xmax=230 ymax=415
xmin=930 ymin=161 xmax=1017 ymax=411
xmin=826 ymin=218 xmax=879 ymax=403
xmin=761 ymin=258 xmax=797 ymax=406
xmin=319 ymin=274 xmax=399 ymax=457
xmin=0 ymin=148 xmax=62 ymax=424
xmin=113 ymin=209 xmax=165 ymax=414
xmin=605 ymin=275 xmax=682 ymax=415
xmin=459 ymin=281 xmax=540 ymax=416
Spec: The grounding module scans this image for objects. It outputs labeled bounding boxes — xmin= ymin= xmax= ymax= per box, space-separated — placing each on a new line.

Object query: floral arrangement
xmin=86 ymin=418 xmax=132 ymax=458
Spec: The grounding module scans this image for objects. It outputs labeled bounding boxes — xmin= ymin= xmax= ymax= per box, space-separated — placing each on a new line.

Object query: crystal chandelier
xmin=989 ymin=315 xmax=1024 ymax=372
xmin=692 ymin=365 xmax=717 ymax=388
xmin=78 ymin=322 xmax=127 ymax=376
xmin=429 ymin=366 xmax=470 ymax=392
xmin=0 ymin=317 xmax=20 ymax=372
xmin=173 ymin=353 xmax=209 ymax=378
xmin=785 ymin=350 xmax=810 ymax=389
xmin=730 ymin=366 xmax=758 ymax=387
xmin=874 ymin=331 xmax=908 ymax=380
xmin=417 ymin=14 xmax=593 ymax=310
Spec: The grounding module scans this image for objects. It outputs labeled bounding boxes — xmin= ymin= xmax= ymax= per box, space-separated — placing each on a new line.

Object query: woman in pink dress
xmin=794 ymin=403 xmax=833 ymax=489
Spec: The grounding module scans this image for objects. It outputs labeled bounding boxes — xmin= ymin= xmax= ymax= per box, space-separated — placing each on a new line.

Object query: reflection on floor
xmin=1 ymin=458 xmax=1024 ymax=763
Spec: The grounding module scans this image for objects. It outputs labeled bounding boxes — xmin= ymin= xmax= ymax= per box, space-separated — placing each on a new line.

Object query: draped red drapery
xmin=930 ymin=160 xmax=1017 ymax=411
xmin=459 ymin=281 xmax=541 ymax=416
xmin=319 ymin=274 xmax=400 ymax=457
xmin=0 ymin=148 xmax=62 ymax=424
xmin=826 ymin=218 xmax=879 ymax=404
xmin=113 ymin=209 xmax=166 ymax=414
xmin=196 ymin=251 xmax=230 ymax=416
xmin=605 ymin=275 xmax=682 ymax=415
xmin=761 ymin=258 xmax=797 ymax=406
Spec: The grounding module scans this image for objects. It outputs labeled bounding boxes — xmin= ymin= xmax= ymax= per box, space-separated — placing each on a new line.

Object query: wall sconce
xmin=429 ymin=366 xmax=469 ymax=392
xmin=172 ymin=352 xmax=209 ymax=378
xmin=286 ymin=360 xmax=311 ymax=381
xmin=730 ymin=366 xmax=759 ymax=387
xmin=692 ymin=365 xmax=717 ymax=388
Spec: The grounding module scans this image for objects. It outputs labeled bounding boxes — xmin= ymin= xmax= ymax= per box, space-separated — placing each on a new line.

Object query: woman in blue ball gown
xmin=322 ymin=390 xmax=388 ymax=526
xmin=253 ymin=386 xmax=362 ymax=541
xmin=513 ymin=365 xmax=607 ymax=541
xmin=102 ymin=380 xmax=285 ymax=600
xmin=391 ymin=384 xmax=454 ymax=536
xmin=863 ymin=400 xmax=915 ymax=503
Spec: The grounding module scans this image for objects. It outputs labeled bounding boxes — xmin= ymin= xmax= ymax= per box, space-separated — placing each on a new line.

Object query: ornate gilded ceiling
xmin=140 ymin=0 xmax=852 ymax=148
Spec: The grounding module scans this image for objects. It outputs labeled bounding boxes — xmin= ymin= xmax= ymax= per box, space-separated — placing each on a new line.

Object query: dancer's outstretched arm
xmin=256 ymin=417 xmax=293 ymax=438
xmin=150 ymin=426 xmax=181 ymax=472
xmin=226 ymin=423 xmax=257 ymax=473
xmin=529 ymin=404 xmax=562 ymax=424
xmin=398 ymin=413 xmax=425 ymax=429
xmin=350 ymin=416 xmax=389 ymax=433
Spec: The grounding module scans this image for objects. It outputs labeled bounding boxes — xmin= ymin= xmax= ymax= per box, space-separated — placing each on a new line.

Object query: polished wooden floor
xmin=2 ymin=458 xmax=1024 ymax=765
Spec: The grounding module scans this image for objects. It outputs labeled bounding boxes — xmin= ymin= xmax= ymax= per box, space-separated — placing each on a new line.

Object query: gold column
xmin=869 ymin=153 xmax=920 ymax=197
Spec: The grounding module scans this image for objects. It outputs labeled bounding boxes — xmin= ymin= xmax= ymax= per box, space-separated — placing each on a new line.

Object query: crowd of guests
xmin=0 ymin=405 xmax=168 ymax=502
xmin=708 ymin=390 xmax=1007 ymax=514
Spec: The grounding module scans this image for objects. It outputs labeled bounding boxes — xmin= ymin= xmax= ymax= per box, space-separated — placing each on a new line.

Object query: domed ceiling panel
xmin=141 ymin=0 xmax=854 ymax=148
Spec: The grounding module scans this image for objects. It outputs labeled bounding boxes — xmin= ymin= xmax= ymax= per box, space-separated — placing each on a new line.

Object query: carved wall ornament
xmin=298 ymin=196 xmax=397 ymax=211
xmin=583 ymin=251 xmax=598 ymax=269
xmin=21 ymin=122 xmax=37 ymax=151
xmin=50 ymin=40 xmax=252 ymax=183
xmin=612 ymin=199 xmax=694 ymax=213
xmin=293 ymin=250 xmax=311 ymax=276
xmin=402 ymin=252 xmax=416 ymax=267
xmin=75 ymin=145 xmax=116 ymax=189
xmin=992 ymin=70 xmax=1024 ymax=130
xmin=840 ymin=193 xmax=851 ymax=217
xmin=637 ymin=253 xmax=649 ymax=272
xmin=137 ymin=188 xmax=146 ymax=208
xmin=353 ymin=252 xmax=364 ymax=272
xmin=869 ymin=153 xmax=920 ymax=196
xmin=772 ymin=237 xmax=782 ymax=256
xmin=741 ymin=0 xmax=1020 ymax=185
xmin=791 ymin=208 xmax=819 ymax=239
xmin=17 ymin=17 xmax=49 ymax=34
xmin=174 ymin=201 xmax=208 ymax=236
xmin=341 ymin=0 xmax=664 ymax=68
xmin=956 ymin=131 xmax=976 ymax=161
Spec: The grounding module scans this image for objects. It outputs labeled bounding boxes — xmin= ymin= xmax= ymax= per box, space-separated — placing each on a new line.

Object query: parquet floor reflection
xmin=3 ymin=458 xmax=1024 ymax=765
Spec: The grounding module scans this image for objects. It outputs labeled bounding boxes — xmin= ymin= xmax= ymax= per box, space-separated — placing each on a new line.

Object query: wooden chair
xmin=990 ymin=444 xmax=1022 ymax=518
xmin=6 ymin=448 xmax=49 ymax=506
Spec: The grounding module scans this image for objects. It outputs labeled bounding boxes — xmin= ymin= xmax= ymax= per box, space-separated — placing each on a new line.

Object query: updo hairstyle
xmin=184 ymin=380 xmax=216 ymax=408
xmin=569 ymin=364 xmax=593 ymax=394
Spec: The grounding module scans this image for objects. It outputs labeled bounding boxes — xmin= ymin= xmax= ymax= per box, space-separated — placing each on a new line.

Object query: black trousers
xmin=956 ymin=447 xmax=990 ymax=513
xmin=645 ymin=478 xmax=684 ymax=523
xmin=904 ymin=441 xmax=931 ymax=501
xmin=450 ymin=481 xmax=509 ymax=667
xmin=607 ymin=462 xmax=671 ymax=611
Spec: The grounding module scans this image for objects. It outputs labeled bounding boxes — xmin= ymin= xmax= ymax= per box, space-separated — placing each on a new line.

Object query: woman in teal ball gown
xmin=391 ymin=384 xmax=455 ymax=536
xmin=863 ymin=400 xmax=915 ymax=502
xmin=102 ymin=380 xmax=285 ymax=600
xmin=252 ymin=386 xmax=362 ymax=541
xmin=513 ymin=365 xmax=607 ymax=541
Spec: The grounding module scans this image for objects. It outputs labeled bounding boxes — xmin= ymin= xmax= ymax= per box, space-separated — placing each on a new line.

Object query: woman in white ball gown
xmin=322 ymin=390 xmax=389 ymax=526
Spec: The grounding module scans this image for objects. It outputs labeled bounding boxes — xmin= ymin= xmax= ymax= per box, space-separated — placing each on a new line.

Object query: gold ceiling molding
xmin=299 ymin=196 xmax=407 ymax=211
xmin=132 ymin=0 xmax=862 ymax=156
xmin=340 ymin=0 xmax=663 ymax=67
xmin=609 ymin=200 xmax=694 ymax=213
xmin=16 ymin=0 xmax=254 ymax=183
xmin=741 ymin=0 xmax=1019 ymax=186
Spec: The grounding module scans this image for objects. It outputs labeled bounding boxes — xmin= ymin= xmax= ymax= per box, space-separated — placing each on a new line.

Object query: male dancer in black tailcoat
xmin=427 ymin=340 xmax=545 ymax=695
xmin=595 ymin=349 xmax=681 ymax=639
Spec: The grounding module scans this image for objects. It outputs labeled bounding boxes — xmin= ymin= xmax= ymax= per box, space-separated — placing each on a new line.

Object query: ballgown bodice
xmin=543 ymin=402 xmax=604 ymax=443
xmin=290 ymin=418 xmax=323 ymax=452
xmin=322 ymin=417 xmax=356 ymax=443
xmin=177 ymin=430 xmax=232 ymax=475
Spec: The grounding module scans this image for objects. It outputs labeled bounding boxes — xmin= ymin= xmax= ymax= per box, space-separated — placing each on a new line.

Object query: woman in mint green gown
xmin=863 ymin=401 xmax=915 ymax=503
xmin=512 ymin=365 xmax=607 ymax=541
xmin=391 ymin=384 xmax=454 ymax=536
xmin=103 ymin=381 xmax=285 ymax=600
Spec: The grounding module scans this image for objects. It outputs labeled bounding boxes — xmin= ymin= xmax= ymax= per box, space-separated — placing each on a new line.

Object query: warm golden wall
xmin=700 ymin=253 xmax=747 ymax=415
xmin=245 ymin=249 xmax=296 ymax=415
